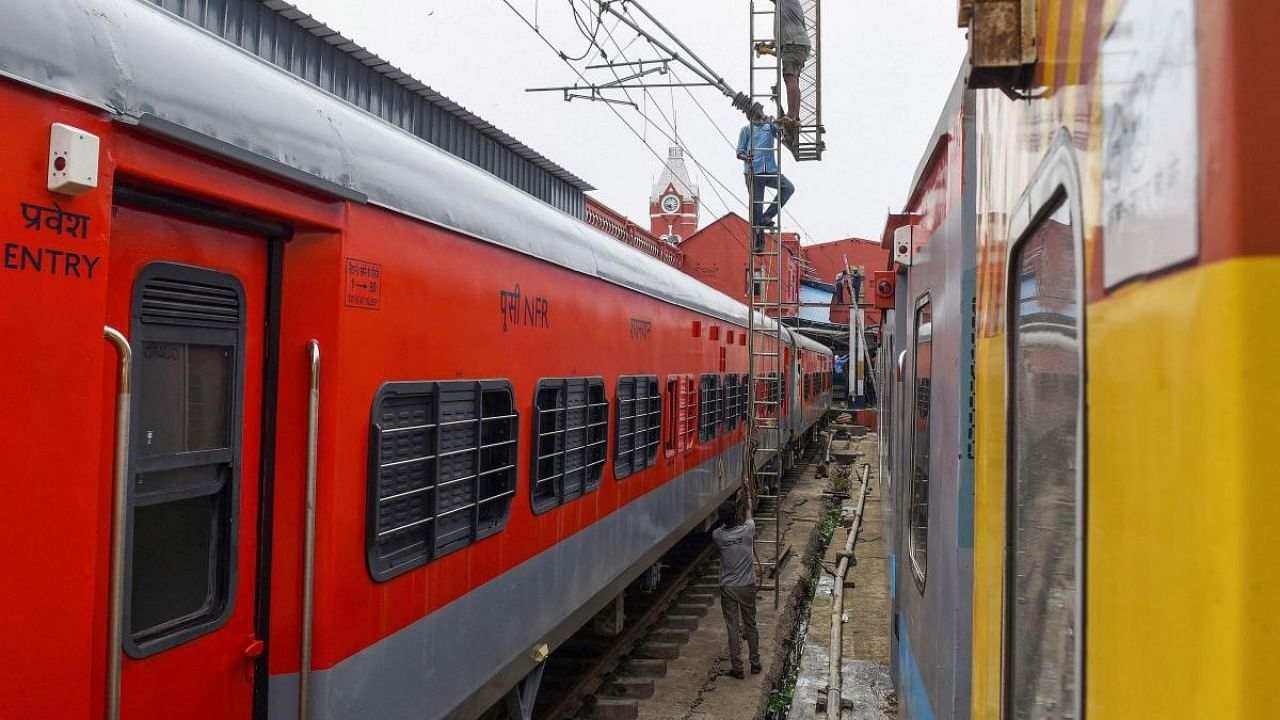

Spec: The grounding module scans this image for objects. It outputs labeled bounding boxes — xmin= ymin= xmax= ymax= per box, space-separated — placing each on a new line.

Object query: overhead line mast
xmin=743 ymin=0 xmax=823 ymax=612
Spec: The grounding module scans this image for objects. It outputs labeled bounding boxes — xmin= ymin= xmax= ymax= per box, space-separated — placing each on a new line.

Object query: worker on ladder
xmin=737 ymin=117 xmax=795 ymax=252
xmin=773 ymin=0 xmax=811 ymax=127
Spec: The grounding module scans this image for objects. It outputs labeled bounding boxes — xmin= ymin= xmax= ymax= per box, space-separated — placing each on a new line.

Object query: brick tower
xmin=649 ymin=146 xmax=700 ymax=244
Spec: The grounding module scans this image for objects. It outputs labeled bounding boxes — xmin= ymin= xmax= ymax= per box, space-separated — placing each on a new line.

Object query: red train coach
xmin=0 ymin=1 xmax=832 ymax=719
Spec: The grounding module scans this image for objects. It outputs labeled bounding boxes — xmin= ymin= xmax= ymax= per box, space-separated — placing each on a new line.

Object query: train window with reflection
xmin=882 ymin=335 xmax=896 ymax=489
xmin=367 ymin=380 xmax=518 ymax=581
xmin=699 ymin=374 xmax=722 ymax=442
xmin=908 ymin=296 xmax=932 ymax=591
xmin=1006 ymin=198 xmax=1082 ymax=719
xmin=531 ymin=378 xmax=608 ymax=514
xmin=615 ymin=376 xmax=661 ymax=480
xmin=125 ymin=264 xmax=244 ymax=656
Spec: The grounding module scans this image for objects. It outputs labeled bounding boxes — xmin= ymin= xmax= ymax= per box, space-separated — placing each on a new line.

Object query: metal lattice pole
xmin=746 ymin=0 xmax=787 ymax=609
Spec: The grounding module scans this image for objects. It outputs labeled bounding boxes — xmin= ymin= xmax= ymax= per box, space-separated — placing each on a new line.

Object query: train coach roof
xmin=0 ymin=0 xmax=780 ymax=333
xmin=792 ymin=331 xmax=834 ymax=358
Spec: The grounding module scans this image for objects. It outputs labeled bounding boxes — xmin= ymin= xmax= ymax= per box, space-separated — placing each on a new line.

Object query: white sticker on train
xmin=1101 ymin=0 xmax=1199 ymax=288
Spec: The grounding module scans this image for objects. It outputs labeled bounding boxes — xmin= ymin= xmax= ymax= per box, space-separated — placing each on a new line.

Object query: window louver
xmin=140 ymin=277 xmax=241 ymax=327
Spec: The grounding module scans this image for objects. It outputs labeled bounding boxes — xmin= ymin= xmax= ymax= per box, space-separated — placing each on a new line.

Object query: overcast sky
xmin=287 ymin=0 xmax=967 ymax=244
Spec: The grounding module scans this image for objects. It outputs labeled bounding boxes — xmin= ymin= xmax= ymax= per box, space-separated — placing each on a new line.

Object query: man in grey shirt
xmin=712 ymin=496 xmax=761 ymax=678
xmin=775 ymin=0 xmax=811 ymax=124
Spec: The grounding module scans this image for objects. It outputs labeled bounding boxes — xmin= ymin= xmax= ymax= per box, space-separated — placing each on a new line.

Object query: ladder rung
xmin=755 ymin=539 xmax=779 ymax=544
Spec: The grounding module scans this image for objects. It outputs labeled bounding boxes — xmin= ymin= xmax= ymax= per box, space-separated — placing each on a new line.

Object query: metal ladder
xmin=746 ymin=0 xmax=788 ymax=610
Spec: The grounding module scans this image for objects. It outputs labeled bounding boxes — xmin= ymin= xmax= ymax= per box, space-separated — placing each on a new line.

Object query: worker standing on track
xmin=712 ymin=492 xmax=762 ymax=679
xmin=738 ymin=119 xmax=795 ymax=252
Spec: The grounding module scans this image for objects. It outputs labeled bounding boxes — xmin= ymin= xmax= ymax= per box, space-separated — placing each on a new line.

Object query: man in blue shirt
xmin=737 ymin=119 xmax=796 ymax=252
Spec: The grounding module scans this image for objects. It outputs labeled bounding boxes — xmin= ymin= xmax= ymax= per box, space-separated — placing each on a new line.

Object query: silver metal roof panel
xmin=0 ymin=0 xmax=778 ymax=332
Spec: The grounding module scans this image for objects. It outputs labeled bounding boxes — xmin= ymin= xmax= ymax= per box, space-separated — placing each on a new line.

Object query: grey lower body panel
xmin=269 ymin=445 xmax=746 ymax=720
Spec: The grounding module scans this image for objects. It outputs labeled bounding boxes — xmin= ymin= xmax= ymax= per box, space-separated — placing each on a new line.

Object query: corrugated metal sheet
xmin=145 ymin=0 xmax=591 ymax=217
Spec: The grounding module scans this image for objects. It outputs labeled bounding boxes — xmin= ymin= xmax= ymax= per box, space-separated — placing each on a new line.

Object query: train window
xmin=615 ymin=376 xmax=662 ymax=479
xmin=531 ymin=378 xmax=608 ymax=513
xmin=665 ymin=375 xmax=697 ymax=454
xmin=882 ymin=335 xmax=896 ymax=490
xmin=722 ymin=375 xmax=739 ymax=433
xmin=1006 ymin=197 xmax=1082 ymax=718
xmin=125 ymin=264 xmax=244 ymax=656
xmin=367 ymin=380 xmax=518 ymax=581
xmin=908 ymin=296 xmax=932 ymax=591
xmin=699 ymin=374 xmax=722 ymax=442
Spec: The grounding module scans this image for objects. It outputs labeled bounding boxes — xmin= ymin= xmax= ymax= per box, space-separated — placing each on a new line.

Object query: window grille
xmin=615 ymin=376 xmax=662 ymax=479
xmin=699 ymin=374 xmax=722 ymax=442
xmin=367 ymin=380 xmax=518 ymax=581
xmin=722 ymin=375 xmax=739 ymax=433
xmin=665 ymin=375 xmax=697 ymax=453
xmin=532 ymin=378 xmax=608 ymax=513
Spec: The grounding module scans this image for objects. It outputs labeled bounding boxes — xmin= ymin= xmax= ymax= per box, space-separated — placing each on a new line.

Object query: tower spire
xmin=649 ymin=146 xmax=700 ymax=243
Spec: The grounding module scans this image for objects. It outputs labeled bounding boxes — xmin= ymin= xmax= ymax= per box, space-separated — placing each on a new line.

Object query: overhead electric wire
xmin=555 ymin=0 xmax=756 ymax=253
xmin=584 ymin=0 xmax=815 ymax=244
xmin=561 ymin=0 xmax=605 ymax=61
xmin=666 ymin=64 xmax=816 ymax=242
xmin=498 ymin=0 xmax=751 ymax=253
xmin=579 ymin=0 xmax=758 ymax=251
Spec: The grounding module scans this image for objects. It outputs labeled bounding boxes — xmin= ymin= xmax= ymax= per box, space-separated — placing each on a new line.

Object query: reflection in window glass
xmin=137 ymin=343 xmax=231 ymax=458
xmin=1007 ymin=199 xmax=1081 ymax=719
xmin=908 ymin=299 xmax=932 ymax=589
xmin=131 ymin=494 xmax=222 ymax=641
xmin=883 ymin=336 xmax=895 ymax=489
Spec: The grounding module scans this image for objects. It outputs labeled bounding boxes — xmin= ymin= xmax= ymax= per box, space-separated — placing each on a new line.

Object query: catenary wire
xmin=498 ymin=0 xmax=754 ymax=253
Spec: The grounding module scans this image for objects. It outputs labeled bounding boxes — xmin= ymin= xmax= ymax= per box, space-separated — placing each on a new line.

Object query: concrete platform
xmin=792 ymin=432 xmax=895 ymax=720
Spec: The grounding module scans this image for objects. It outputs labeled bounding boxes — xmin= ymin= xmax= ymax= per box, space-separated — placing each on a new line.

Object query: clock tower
xmin=649 ymin=146 xmax=700 ymax=244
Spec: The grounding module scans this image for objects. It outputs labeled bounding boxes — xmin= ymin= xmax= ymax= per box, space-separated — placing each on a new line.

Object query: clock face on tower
xmin=660 ymin=194 xmax=680 ymax=214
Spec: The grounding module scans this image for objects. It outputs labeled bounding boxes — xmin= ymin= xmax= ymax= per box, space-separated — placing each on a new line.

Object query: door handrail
xmin=299 ymin=340 xmax=320 ymax=720
xmin=103 ymin=326 xmax=132 ymax=720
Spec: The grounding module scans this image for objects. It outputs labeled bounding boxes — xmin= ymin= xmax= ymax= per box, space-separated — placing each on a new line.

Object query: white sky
xmin=286 ymin=0 xmax=966 ymax=244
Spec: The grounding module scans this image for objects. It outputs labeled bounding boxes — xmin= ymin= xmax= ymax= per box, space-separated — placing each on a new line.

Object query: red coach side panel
xmin=0 ymin=81 xmax=114 ymax=718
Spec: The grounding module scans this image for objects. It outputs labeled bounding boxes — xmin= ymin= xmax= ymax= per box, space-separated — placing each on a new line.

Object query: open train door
xmin=103 ymin=188 xmax=280 ymax=718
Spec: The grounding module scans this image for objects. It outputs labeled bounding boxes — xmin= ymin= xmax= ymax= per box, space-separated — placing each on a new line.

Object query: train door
xmin=105 ymin=193 xmax=276 ymax=718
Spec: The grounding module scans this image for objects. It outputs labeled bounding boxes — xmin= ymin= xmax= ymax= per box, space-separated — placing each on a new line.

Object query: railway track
xmin=532 ymin=534 xmax=718 ymax=720
xmin=525 ymin=436 xmax=826 ymax=720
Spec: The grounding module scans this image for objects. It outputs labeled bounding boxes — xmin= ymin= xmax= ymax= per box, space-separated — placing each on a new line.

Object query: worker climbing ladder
xmin=744 ymin=0 xmax=806 ymax=610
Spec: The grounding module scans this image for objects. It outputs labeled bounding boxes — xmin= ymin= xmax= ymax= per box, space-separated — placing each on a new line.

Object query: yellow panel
xmin=1087 ymin=257 xmax=1280 ymax=718
xmin=971 ymin=332 xmax=1007 ymax=718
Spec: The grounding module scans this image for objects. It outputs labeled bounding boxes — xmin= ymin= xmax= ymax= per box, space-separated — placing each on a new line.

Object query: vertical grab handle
xmin=103 ymin=326 xmax=132 ymax=720
xmin=299 ymin=340 xmax=320 ymax=720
